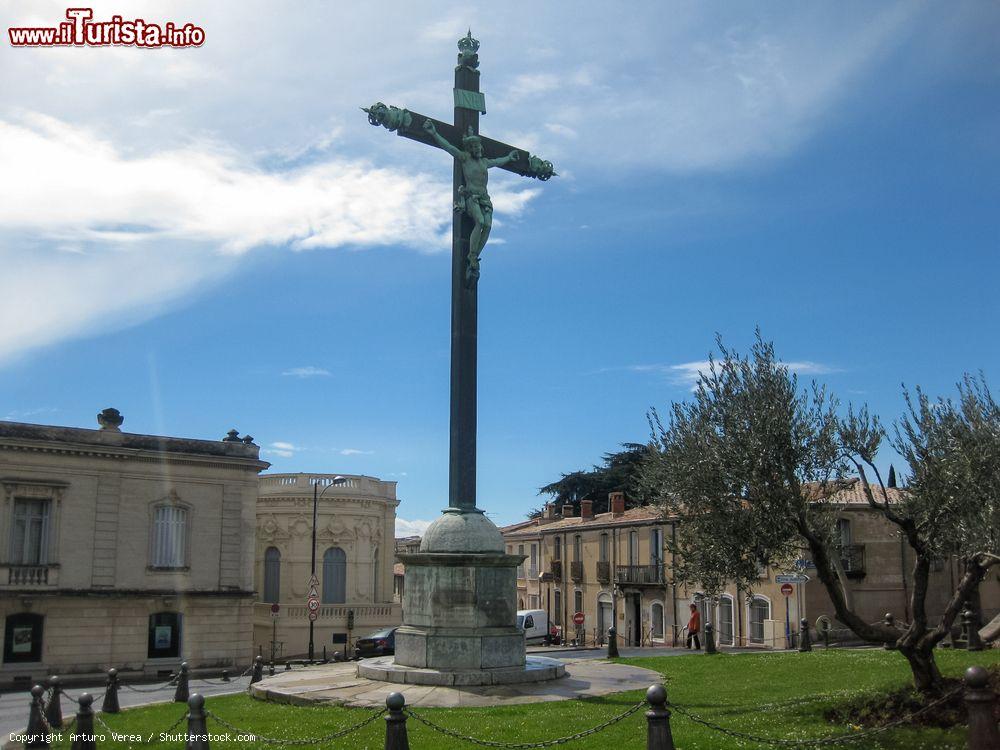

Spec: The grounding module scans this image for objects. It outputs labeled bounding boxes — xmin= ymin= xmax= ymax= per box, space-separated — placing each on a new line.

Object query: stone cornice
xmin=0 ymin=438 xmax=269 ymax=473
xmin=0 ymin=588 xmax=256 ymax=599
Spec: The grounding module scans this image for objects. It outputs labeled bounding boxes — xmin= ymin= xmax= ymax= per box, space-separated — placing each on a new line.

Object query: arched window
xmin=263 ymin=547 xmax=281 ymax=603
xmin=651 ymin=602 xmax=664 ymax=640
xmin=749 ymin=596 xmax=770 ymax=645
xmin=597 ymin=593 xmax=613 ymax=637
xmin=718 ymin=595 xmax=735 ymax=646
xmin=148 ymin=612 xmax=181 ymax=658
xmin=323 ymin=547 xmax=347 ymax=603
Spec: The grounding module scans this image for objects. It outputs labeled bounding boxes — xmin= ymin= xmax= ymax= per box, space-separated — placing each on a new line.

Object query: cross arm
xmin=363 ymin=102 xmax=555 ymax=181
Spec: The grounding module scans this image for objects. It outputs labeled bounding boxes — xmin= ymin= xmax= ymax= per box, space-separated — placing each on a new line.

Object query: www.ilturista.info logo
xmin=9 ymin=8 xmax=205 ymax=48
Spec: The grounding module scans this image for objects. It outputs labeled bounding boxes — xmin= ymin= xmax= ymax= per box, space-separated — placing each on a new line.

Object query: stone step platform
xmin=250 ymin=658 xmax=661 ymax=708
xmin=357 ymin=655 xmax=564 ymax=686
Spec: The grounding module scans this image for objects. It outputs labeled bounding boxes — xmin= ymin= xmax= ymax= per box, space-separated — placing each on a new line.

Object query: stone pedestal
xmin=394 ymin=551 xmax=525 ymax=670
xmin=365 ymin=509 xmax=561 ymax=685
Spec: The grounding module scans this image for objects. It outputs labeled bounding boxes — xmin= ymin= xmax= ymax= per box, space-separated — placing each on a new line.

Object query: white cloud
xmin=0 ymin=112 xmax=537 ymax=360
xmin=647 ymin=359 xmax=840 ymax=389
xmin=264 ymin=441 xmax=299 ymax=458
xmin=395 ymin=518 xmax=432 ymax=537
xmin=282 ymin=366 xmax=331 ymax=378
xmin=340 ymin=448 xmax=374 ymax=456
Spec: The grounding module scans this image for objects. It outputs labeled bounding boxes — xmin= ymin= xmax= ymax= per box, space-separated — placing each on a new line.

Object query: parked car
xmin=516 ymin=609 xmax=551 ymax=644
xmin=354 ymin=627 xmax=397 ymax=659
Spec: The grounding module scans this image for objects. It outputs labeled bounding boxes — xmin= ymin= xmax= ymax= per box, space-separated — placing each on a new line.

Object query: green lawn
xmin=47 ymin=648 xmax=999 ymax=749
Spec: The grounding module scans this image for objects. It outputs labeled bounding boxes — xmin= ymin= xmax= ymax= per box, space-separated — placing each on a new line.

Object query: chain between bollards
xmin=45 ymin=676 xmax=64 ymax=730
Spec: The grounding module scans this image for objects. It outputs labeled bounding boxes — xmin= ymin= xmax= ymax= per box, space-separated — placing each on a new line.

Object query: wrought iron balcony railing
xmin=570 ymin=561 xmax=584 ymax=583
xmin=596 ymin=560 xmax=611 ymax=583
xmin=615 ymin=564 xmax=667 ymax=586
xmin=549 ymin=560 xmax=562 ymax=582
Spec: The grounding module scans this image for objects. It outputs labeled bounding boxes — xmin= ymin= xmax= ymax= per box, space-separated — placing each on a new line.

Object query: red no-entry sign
xmin=780 ymin=583 xmax=794 ymax=597
xmin=573 ymin=611 xmax=585 ymax=626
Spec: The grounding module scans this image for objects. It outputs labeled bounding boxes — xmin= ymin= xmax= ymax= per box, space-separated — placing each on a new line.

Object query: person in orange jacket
xmin=687 ymin=603 xmax=701 ymax=650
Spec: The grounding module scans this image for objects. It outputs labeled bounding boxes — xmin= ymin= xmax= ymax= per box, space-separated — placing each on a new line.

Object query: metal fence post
xmin=221 ymin=669 xmax=230 ymax=683
xmin=704 ymin=623 xmax=717 ymax=654
xmin=883 ymin=613 xmax=897 ymax=650
xmin=71 ymin=693 xmax=96 ymax=750
xmin=645 ymin=684 xmax=675 ymax=750
xmin=186 ymin=694 xmax=210 ymax=750
xmin=251 ymin=656 xmax=263 ymax=684
xmin=26 ymin=684 xmax=49 ymax=749
xmin=45 ymin=676 xmax=63 ymax=729
xmin=964 ymin=665 xmax=1000 ymax=750
xmin=608 ymin=627 xmax=620 ymax=658
xmin=285 ymin=661 xmax=292 ymax=671
xmin=268 ymin=661 xmax=276 ymax=676
xmin=963 ymin=609 xmax=984 ymax=652
xmin=323 ymin=646 xmax=327 ymax=662
xmin=174 ymin=662 xmax=190 ymax=703
xmin=101 ymin=668 xmax=120 ymax=714
xmin=384 ymin=692 xmax=409 ymax=750
xmin=798 ymin=618 xmax=812 ymax=652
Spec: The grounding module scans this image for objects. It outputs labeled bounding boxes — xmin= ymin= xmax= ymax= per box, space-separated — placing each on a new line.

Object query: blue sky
xmin=1 ymin=2 xmax=998 ymax=533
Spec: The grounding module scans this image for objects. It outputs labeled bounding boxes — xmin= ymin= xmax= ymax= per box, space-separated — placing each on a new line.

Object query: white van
xmin=516 ymin=609 xmax=549 ymax=644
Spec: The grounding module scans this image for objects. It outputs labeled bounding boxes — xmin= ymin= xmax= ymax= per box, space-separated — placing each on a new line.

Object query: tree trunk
xmin=899 ymin=644 xmax=944 ymax=693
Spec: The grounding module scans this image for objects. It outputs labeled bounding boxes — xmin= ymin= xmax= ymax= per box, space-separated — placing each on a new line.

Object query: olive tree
xmin=641 ymin=335 xmax=999 ymax=693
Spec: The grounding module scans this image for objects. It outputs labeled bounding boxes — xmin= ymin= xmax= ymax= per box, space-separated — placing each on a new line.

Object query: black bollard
xmin=221 ymin=669 xmax=230 ymax=683
xmin=384 ymin=692 xmax=410 ymax=750
xmin=71 ymin=693 xmax=96 ymax=750
xmin=251 ymin=655 xmax=263 ymax=684
xmin=285 ymin=661 xmax=291 ymax=671
xmin=26 ymin=684 xmax=49 ymax=749
xmin=645 ymin=684 xmax=676 ymax=750
xmin=607 ymin=626 xmax=620 ymax=658
xmin=964 ymin=666 xmax=1000 ymax=750
xmin=704 ymin=623 xmax=717 ymax=654
xmin=334 ymin=651 xmax=342 ymax=663
xmin=268 ymin=661 xmax=275 ymax=676
xmin=174 ymin=662 xmax=190 ymax=703
xmin=186 ymin=694 xmax=210 ymax=750
xmin=323 ymin=645 xmax=327 ymax=663
xmin=883 ymin=613 xmax=897 ymax=650
xmin=963 ymin=608 xmax=984 ymax=652
xmin=798 ymin=618 xmax=812 ymax=652
xmin=45 ymin=676 xmax=63 ymax=729
xmin=102 ymin=668 xmax=121 ymax=713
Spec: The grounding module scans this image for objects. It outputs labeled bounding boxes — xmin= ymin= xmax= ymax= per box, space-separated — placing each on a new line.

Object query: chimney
xmin=610 ymin=491 xmax=625 ymax=517
xmin=562 ymin=503 xmax=574 ymax=518
xmin=544 ymin=503 xmax=556 ymax=521
xmin=581 ymin=499 xmax=594 ymax=521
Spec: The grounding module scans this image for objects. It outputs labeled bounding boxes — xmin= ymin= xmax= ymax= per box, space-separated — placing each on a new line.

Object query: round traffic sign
xmin=270 ymin=603 xmax=280 ymax=614
xmin=308 ymin=611 xmax=318 ymax=621
xmin=573 ymin=611 xmax=585 ymax=626
xmin=307 ymin=598 xmax=320 ymax=612
xmin=780 ymin=583 xmax=794 ymax=597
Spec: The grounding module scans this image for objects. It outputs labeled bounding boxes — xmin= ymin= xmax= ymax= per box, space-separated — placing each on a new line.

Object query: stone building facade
xmin=0 ymin=411 xmax=265 ymax=686
xmin=254 ymin=473 xmax=401 ymax=658
xmin=503 ymin=485 xmax=1000 ymax=650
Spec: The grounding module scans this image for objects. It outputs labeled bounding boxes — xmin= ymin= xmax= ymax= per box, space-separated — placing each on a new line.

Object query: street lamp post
xmin=310 ymin=475 xmax=347 ymax=662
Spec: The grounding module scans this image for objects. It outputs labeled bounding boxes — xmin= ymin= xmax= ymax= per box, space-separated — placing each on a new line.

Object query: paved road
xmin=0 ymin=675 xmax=251 ymax=743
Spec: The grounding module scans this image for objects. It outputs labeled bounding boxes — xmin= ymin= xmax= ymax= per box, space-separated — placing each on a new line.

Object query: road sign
xmin=572 ymin=611 xmax=585 ymax=626
xmin=307 ymin=585 xmax=319 ymax=600
xmin=775 ymin=573 xmax=810 ymax=584
xmin=307 ymin=598 xmax=319 ymax=612
xmin=309 ymin=575 xmax=320 ymax=587
xmin=270 ymin=603 xmax=280 ymax=618
xmin=780 ymin=583 xmax=794 ymax=597
xmin=308 ymin=611 xmax=318 ymax=622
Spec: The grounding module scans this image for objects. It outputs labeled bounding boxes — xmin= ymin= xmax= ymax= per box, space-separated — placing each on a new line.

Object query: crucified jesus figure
xmin=423 ymin=120 xmax=518 ymax=281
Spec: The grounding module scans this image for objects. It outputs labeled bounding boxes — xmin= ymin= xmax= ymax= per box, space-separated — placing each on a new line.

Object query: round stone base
xmin=356 ymin=655 xmax=566 ymax=686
